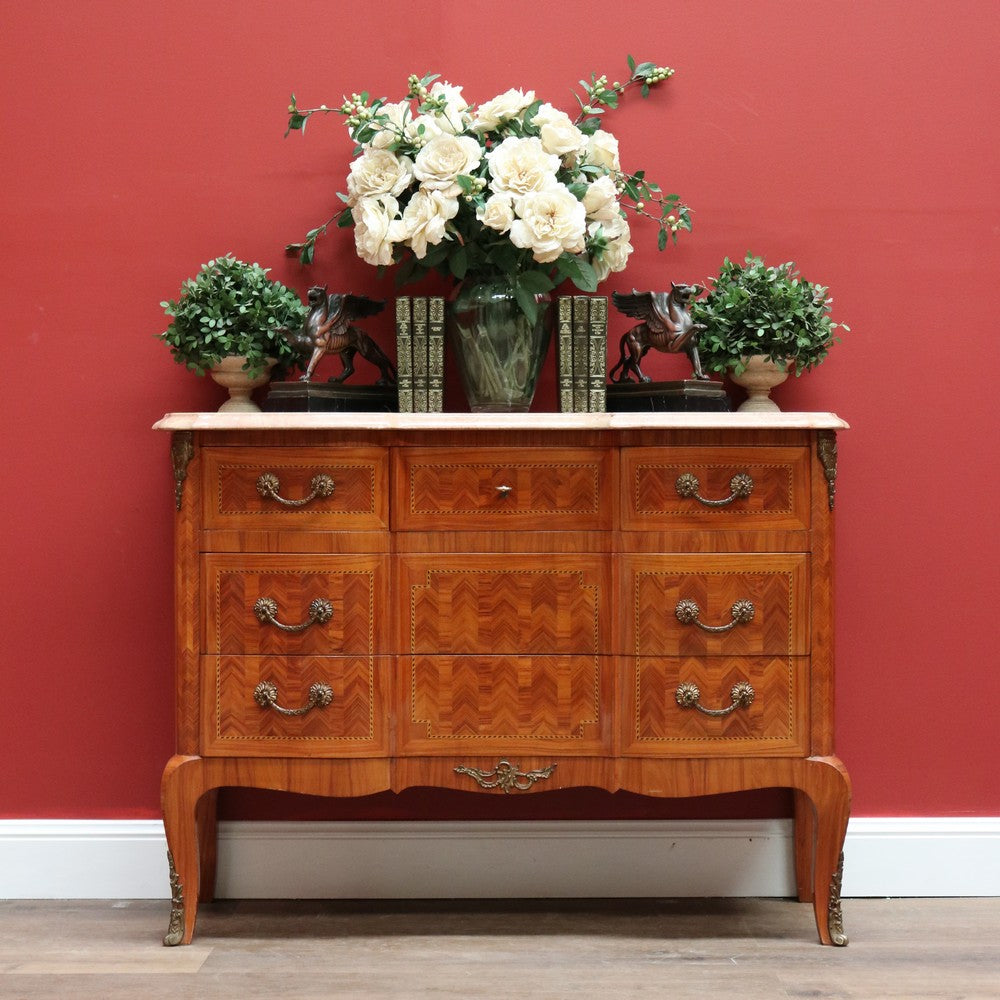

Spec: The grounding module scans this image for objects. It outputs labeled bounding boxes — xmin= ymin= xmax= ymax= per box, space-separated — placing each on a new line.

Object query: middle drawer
xmin=203 ymin=553 xmax=390 ymax=656
xmin=393 ymin=447 xmax=614 ymax=532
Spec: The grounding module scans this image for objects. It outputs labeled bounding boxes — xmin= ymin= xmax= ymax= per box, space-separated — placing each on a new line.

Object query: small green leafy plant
xmin=159 ymin=256 xmax=306 ymax=378
xmin=691 ymin=255 xmax=849 ymax=376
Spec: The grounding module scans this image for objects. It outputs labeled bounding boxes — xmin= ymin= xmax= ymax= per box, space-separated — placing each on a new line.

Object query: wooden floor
xmin=0 ymin=897 xmax=997 ymax=999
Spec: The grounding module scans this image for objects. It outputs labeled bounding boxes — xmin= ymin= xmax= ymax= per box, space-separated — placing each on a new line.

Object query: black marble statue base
xmin=263 ymin=381 xmax=398 ymax=413
xmin=606 ymin=379 xmax=731 ymax=412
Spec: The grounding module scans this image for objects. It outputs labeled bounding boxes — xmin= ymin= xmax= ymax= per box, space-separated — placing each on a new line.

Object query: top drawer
xmin=394 ymin=447 xmax=614 ymax=531
xmin=621 ymin=446 xmax=811 ymax=531
xmin=201 ymin=447 xmax=389 ymax=531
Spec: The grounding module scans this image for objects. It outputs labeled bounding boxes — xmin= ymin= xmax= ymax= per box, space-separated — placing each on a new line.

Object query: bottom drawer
xmin=201 ymin=655 xmax=389 ymax=757
xmin=622 ymin=656 xmax=809 ymax=757
xmin=398 ymin=654 xmax=611 ymax=755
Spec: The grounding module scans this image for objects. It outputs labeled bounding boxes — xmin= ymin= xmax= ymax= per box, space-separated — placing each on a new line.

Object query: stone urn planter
xmin=209 ymin=356 xmax=277 ymax=412
xmin=729 ymin=355 xmax=791 ymax=412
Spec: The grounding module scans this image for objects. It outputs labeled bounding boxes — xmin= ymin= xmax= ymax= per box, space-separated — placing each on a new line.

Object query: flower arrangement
xmin=285 ymin=57 xmax=690 ymax=321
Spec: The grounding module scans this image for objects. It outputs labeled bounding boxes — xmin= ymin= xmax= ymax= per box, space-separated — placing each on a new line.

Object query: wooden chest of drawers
xmin=157 ymin=411 xmax=850 ymax=947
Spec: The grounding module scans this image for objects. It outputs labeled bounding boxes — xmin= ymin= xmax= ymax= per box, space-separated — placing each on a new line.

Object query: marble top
xmin=154 ymin=411 xmax=848 ymax=432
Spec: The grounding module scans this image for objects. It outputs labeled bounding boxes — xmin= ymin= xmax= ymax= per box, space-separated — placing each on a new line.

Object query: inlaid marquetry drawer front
xmin=621 ymin=446 xmax=811 ymax=532
xmin=398 ymin=554 xmax=611 ymax=655
xmin=201 ymin=447 xmax=388 ymax=531
xmin=398 ymin=654 xmax=610 ymax=755
xmin=201 ymin=654 xmax=388 ymax=757
xmin=203 ymin=554 xmax=388 ymax=656
xmin=623 ymin=553 xmax=809 ymax=656
xmin=393 ymin=447 xmax=614 ymax=531
xmin=622 ymin=655 xmax=809 ymax=756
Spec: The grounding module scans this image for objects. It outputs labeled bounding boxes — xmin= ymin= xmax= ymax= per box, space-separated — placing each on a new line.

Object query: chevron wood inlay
xmin=404 ymin=654 xmax=605 ymax=751
xmin=622 ymin=446 xmax=811 ymax=532
xmin=202 ymin=654 xmax=387 ymax=756
xmin=626 ymin=655 xmax=809 ymax=756
xmin=624 ymin=553 xmax=809 ymax=656
xmin=205 ymin=554 xmax=384 ymax=656
xmin=406 ymin=561 xmax=603 ymax=655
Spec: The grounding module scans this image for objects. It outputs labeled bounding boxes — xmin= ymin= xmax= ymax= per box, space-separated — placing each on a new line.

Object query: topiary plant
xmin=690 ymin=254 xmax=848 ymax=376
xmin=159 ymin=255 xmax=307 ymax=378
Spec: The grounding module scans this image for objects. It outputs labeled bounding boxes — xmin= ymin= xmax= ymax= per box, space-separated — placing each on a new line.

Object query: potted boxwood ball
xmin=690 ymin=254 xmax=849 ymax=411
xmin=159 ymin=255 xmax=307 ymax=411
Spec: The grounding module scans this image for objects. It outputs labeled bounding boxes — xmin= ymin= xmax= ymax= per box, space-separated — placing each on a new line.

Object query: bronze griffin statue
xmin=610 ymin=284 xmax=707 ymax=382
xmin=285 ymin=286 xmax=396 ymax=384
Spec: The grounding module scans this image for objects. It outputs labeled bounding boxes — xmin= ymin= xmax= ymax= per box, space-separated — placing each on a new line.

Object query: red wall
xmin=2 ymin=0 xmax=997 ymax=820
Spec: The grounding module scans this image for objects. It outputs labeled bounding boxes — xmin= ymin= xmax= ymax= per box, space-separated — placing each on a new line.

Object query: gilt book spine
xmin=557 ymin=296 xmax=574 ymax=413
xmin=572 ymin=295 xmax=590 ymax=412
xmin=427 ymin=296 xmax=445 ymax=412
xmin=588 ymin=295 xmax=608 ymax=412
xmin=411 ymin=296 xmax=429 ymax=412
xmin=394 ymin=296 xmax=413 ymax=413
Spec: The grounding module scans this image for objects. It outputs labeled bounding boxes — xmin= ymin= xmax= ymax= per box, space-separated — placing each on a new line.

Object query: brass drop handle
xmin=495 ymin=484 xmax=513 ymax=498
xmin=256 ymin=472 xmax=335 ymax=507
xmin=675 ymin=598 xmax=755 ymax=633
xmin=675 ymin=472 xmax=754 ymax=507
xmin=253 ymin=680 xmax=334 ymax=717
xmin=675 ymin=681 xmax=755 ymax=717
xmin=253 ymin=597 xmax=334 ymax=632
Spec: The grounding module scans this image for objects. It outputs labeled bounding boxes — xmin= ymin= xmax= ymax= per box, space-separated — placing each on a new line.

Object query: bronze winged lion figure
xmin=286 ymin=286 xmax=396 ymax=385
xmin=610 ymin=284 xmax=707 ymax=383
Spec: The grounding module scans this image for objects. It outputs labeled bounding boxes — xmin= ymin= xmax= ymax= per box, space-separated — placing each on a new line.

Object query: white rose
xmin=472 ymin=88 xmax=536 ymax=131
xmin=397 ymin=188 xmax=459 ymax=258
xmin=346 ymin=148 xmax=414 ymax=206
xmin=584 ymin=129 xmax=621 ymax=171
xmin=353 ymin=194 xmax=401 ymax=266
xmin=368 ymin=100 xmax=410 ymax=149
xmin=427 ymin=81 xmax=471 ymax=134
xmin=509 ymin=186 xmax=587 ymax=263
xmin=477 ymin=193 xmax=515 ymax=233
xmin=588 ymin=216 xmax=633 ymax=280
xmin=582 ymin=174 xmax=620 ymax=222
xmin=530 ymin=103 xmax=585 ymax=157
xmin=404 ymin=113 xmax=444 ymax=147
xmin=413 ymin=133 xmax=483 ymax=196
xmin=486 ymin=136 xmax=560 ymax=199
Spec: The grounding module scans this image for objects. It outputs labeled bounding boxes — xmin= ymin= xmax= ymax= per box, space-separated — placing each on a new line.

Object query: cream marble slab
xmin=154 ymin=411 xmax=848 ymax=432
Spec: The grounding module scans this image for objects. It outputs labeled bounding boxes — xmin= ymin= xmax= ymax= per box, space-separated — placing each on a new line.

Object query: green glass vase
xmin=446 ymin=279 xmax=553 ymax=412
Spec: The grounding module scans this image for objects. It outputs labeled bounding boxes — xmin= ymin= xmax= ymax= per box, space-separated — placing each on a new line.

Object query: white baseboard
xmin=1 ymin=818 xmax=997 ymax=900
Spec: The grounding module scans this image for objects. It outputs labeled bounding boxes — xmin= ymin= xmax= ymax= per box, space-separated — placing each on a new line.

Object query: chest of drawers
xmin=156 ymin=411 xmax=850 ymax=947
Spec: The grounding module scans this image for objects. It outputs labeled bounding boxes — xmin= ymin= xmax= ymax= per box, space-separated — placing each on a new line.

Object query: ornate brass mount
xmin=163 ymin=850 xmax=185 ymax=946
xmin=454 ymin=759 xmax=557 ymax=793
xmin=253 ymin=596 xmax=333 ymax=632
xmin=675 ymin=681 xmax=755 ymax=717
xmin=817 ymin=431 xmax=838 ymax=511
xmin=253 ymin=680 xmax=334 ymax=716
xmin=256 ymin=472 xmax=335 ymax=507
xmin=675 ymin=471 xmax=754 ymax=507
xmin=828 ymin=850 xmax=848 ymax=946
xmin=170 ymin=432 xmax=194 ymax=511
xmin=675 ymin=598 xmax=755 ymax=633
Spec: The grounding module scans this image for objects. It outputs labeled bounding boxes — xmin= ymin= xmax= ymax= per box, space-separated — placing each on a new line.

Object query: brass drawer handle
xmin=675 ymin=681 xmax=755 ymax=717
xmin=675 ymin=472 xmax=754 ymax=507
xmin=675 ymin=598 xmax=755 ymax=633
xmin=253 ymin=596 xmax=334 ymax=632
xmin=253 ymin=680 xmax=334 ymax=716
xmin=454 ymin=759 xmax=557 ymax=793
xmin=256 ymin=472 xmax=335 ymax=507
xmin=495 ymin=484 xmax=513 ymax=498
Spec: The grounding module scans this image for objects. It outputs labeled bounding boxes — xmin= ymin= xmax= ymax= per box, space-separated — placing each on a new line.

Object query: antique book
xmin=588 ymin=295 xmax=608 ymax=412
xmin=572 ymin=295 xmax=590 ymax=412
xmin=394 ymin=296 xmax=413 ymax=413
xmin=411 ymin=296 xmax=429 ymax=412
xmin=556 ymin=296 xmax=574 ymax=413
xmin=427 ymin=296 xmax=445 ymax=412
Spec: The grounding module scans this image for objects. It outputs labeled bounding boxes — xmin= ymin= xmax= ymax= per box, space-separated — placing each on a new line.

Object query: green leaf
xmin=627 ymin=54 xmax=636 ymax=73
xmin=514 ymin=284 xmax=539 ymax=324
xmin=448 ymin=245 xmax=469 ymax=280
